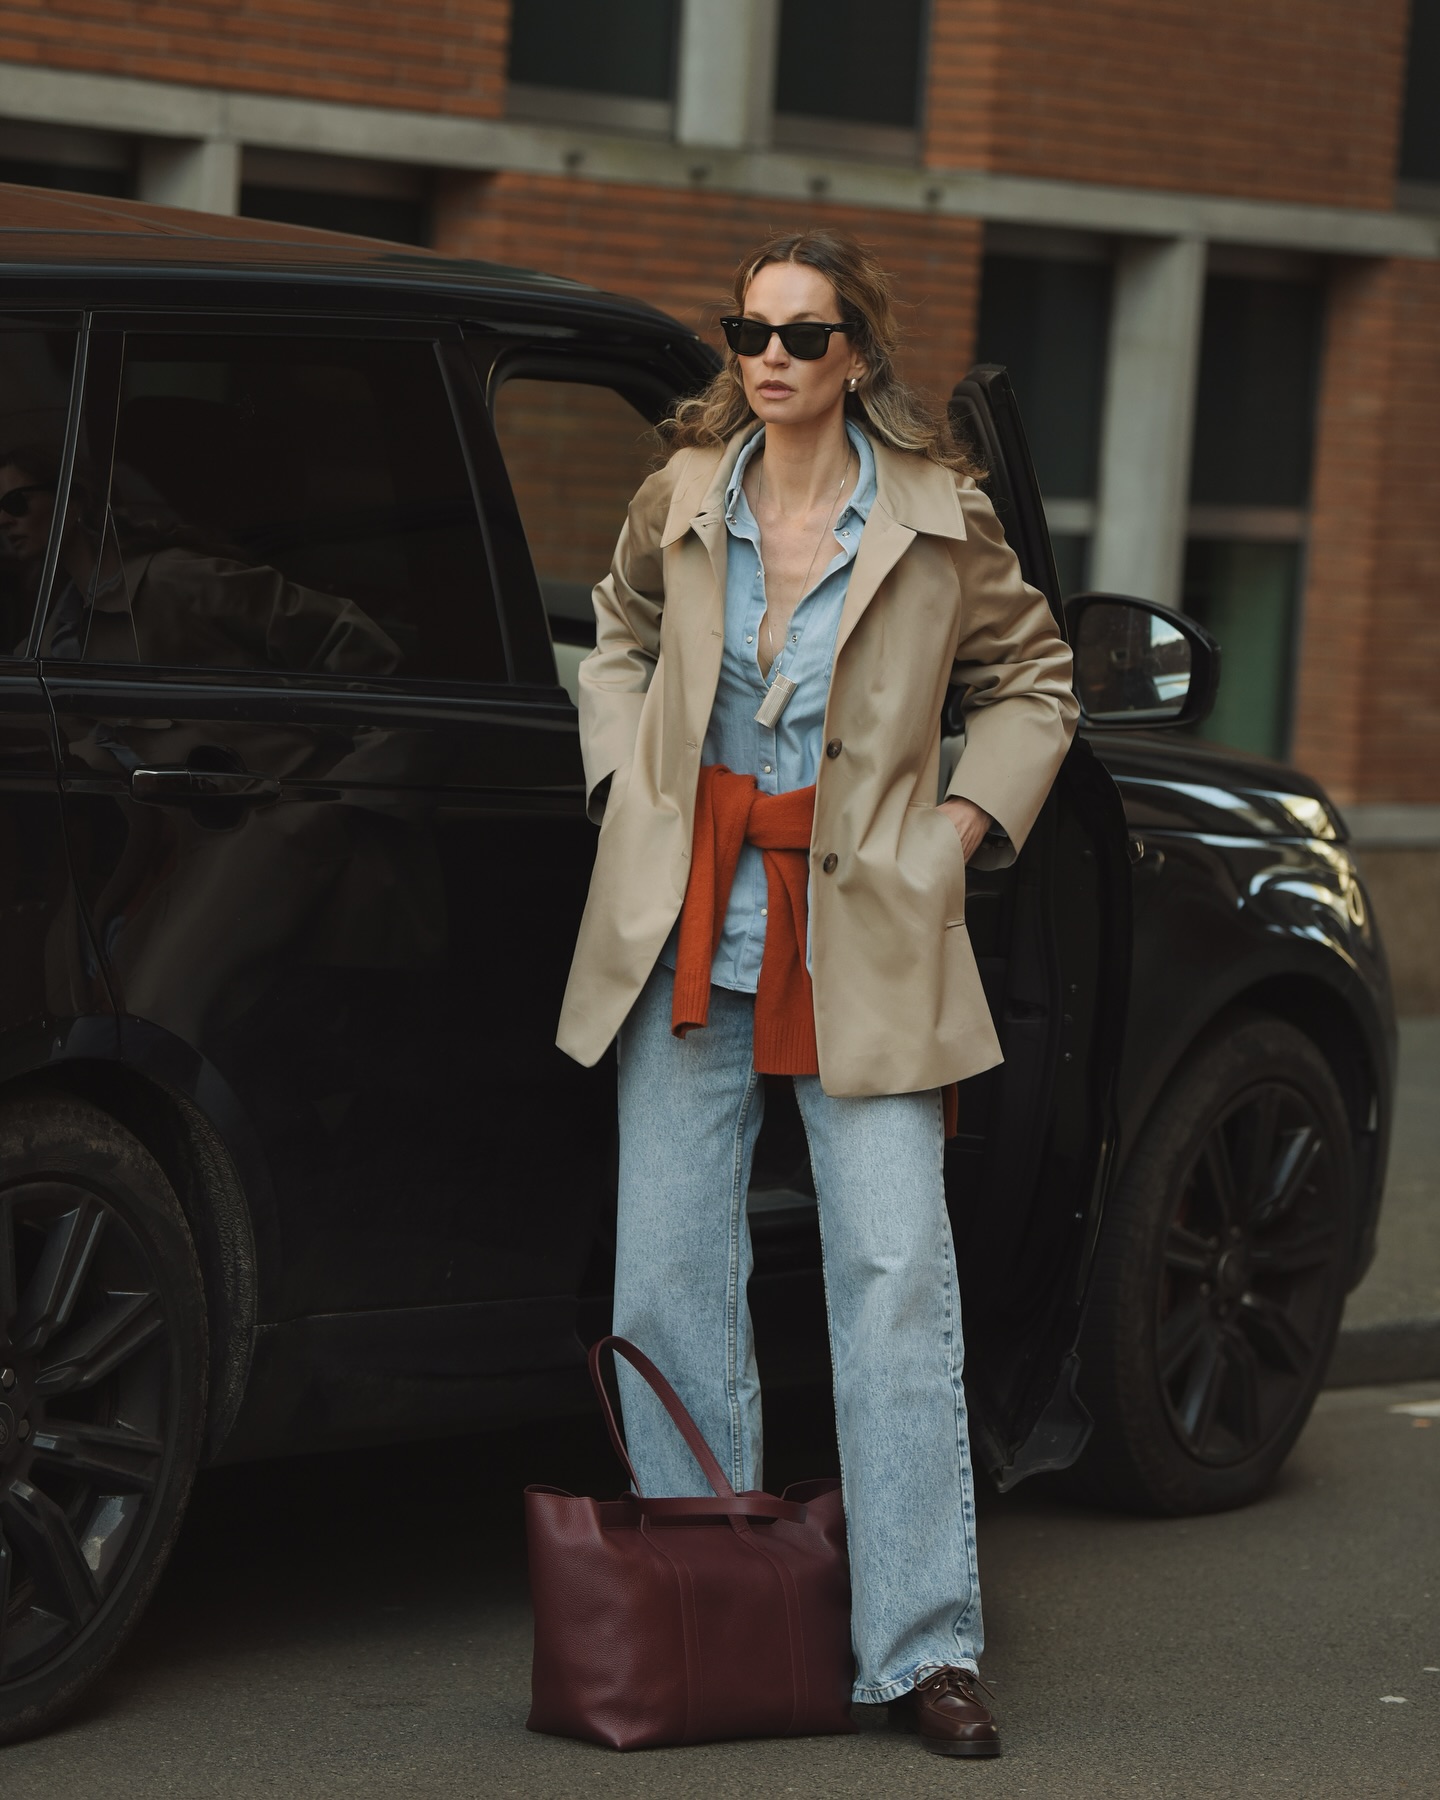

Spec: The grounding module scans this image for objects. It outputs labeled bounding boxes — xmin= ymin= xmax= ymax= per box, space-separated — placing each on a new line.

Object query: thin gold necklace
xmin=759 ymin=449 xmax=854 ymax=667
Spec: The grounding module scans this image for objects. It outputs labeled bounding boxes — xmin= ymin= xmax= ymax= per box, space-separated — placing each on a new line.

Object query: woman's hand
xmin=937 ymin=796 xmax=992 ymax=863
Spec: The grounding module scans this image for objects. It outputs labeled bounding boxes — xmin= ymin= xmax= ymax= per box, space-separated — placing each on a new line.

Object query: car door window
xmin=0 ymin=321 xmax=79 ymax=657
xmin=491 ymin=375 xmax=663 ymax=701
xmin=55 ymin=330 xmax=504 ymax=683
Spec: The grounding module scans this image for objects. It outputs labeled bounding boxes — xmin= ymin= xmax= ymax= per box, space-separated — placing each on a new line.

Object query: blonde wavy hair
xmin=662 ymin=228 xmax=983 ymax=477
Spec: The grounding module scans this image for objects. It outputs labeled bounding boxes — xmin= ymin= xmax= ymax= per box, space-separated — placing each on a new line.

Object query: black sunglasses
xmin=720 ymin=317 xmax=853 ymax=360
xmin=0 ymin=483 xmax=49 ymax=518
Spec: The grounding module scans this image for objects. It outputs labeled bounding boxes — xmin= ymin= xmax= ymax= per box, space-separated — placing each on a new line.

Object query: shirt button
xmin=745 ymin=634 xmax=754 ymax=644
xmin=825 ymin=738 xmax=842 ymax=759
xmin=761 ymin=907 xmax=768 ymax=917
xmin=762 ymin=763 xmax=772 ymax=774
xmin=822 ymin=853 xmax=838 ymax=874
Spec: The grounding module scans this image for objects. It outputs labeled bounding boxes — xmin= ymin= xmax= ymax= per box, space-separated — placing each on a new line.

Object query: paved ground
xmin=3 ymin=1379 xmax=1437 ymax=1799
xmin=1342 ymin=1017 xmax=1440 ymax=1331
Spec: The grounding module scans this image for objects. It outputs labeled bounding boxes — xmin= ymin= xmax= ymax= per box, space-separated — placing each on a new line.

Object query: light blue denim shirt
xmin=660 ymin=420 xmax=876 ymax=994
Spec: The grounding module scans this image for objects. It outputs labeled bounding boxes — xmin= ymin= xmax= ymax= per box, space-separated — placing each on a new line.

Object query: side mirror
xmin=1064 ymin=593 xmax=1221 ymax=731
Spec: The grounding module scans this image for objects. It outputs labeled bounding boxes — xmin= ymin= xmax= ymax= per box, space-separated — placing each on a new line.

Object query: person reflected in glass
xmin=0 ymin=443 xmax=400 ymax=675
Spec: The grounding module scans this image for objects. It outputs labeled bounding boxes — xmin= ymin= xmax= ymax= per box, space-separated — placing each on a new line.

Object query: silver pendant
xmin=754 ymin=673 xmax=798 ymax=729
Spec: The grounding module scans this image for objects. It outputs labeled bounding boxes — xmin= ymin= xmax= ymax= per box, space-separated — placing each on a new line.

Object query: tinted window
xmin=1189 ymin=277 xmax=1322 ymax=509
xmin=70 ymin=332 xmax=503 ymax=682
xmin=776 ymin=0 xmax=926 ymax=128
xmin=507 ymin=0 xmax=678 ymax=100
xmin=976 ymin=255 xmax=1112 ymax=503
xmin=239 ymin=186 xmax=430 ymax=245
xmin=0 ymin=322 xmax=79 ymax=655
xmin=491 ymin=376 xmax=663 ymax=699
xmin=1401 ymin=0 xmax=1440 ymax=182
xmin=1182 ymin=539 xmax=1299 ymax=761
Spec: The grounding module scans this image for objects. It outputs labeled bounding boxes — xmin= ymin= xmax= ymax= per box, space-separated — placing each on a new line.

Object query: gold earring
xmin=847 ymin=377 xmax=859 ymax=393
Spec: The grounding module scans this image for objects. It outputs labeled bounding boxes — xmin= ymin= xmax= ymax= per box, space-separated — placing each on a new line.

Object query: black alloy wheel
xmin=1065 ymin=1018 xmax=1356 ymax=1515
xmin=0 ymin=1091 xmax=206 ymax=1744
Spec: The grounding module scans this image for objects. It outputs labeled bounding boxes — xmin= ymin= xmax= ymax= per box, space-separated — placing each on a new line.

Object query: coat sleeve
xmin=575 ymin=460 xmax=677 ymax=825
xmin=944 ymin=481 xmax=1079 ymax=870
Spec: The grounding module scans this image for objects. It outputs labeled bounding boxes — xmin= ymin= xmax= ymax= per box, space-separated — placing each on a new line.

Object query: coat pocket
xmin=907 ymin=802 xmax=968 ymax=929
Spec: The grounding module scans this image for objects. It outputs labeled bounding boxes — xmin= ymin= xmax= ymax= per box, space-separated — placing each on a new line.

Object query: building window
xmin=1183 ymin=257 xmax=1323 ymax=760
xmin=974 ymin=231 xmax=1113 ymax=596
xmin=239 ymin=152 xmax=431 ymax=247
xmin=0 ymin=122 xmax=132 ymax=200
xmin=507 ymin=0 xmax=679 ymax=136
xmin=1399 ymin=0 xmax=1440 ymax=202
xmin=773 ymin=0 xmax=927 ymax=159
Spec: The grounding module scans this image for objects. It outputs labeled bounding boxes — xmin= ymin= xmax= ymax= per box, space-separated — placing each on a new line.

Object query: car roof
xmin=0 ymin=181 xmax=687 ymax=340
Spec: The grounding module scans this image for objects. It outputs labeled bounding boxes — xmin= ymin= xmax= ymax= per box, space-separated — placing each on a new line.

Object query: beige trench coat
xmin=556 ymin=425 xmax=1079 ymax=1096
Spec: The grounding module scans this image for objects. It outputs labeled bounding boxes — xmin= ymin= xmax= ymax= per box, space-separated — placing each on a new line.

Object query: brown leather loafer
xmin=890 ymin=1666 xmax=1001 ymax=1758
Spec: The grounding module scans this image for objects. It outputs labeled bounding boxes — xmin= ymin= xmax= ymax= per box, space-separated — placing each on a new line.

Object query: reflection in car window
xmin=58 ymin=333 xmax=504 ymax=683
xmin=492 ymin=377 xmax=661 ymax=700
xmin=0 ymin=323 xmax=79 ymax=656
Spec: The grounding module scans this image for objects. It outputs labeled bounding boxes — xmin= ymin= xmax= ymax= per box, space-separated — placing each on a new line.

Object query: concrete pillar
xmin=675 ymin=0 xmax=780 ymax=150
xmin=136 ymin=138 xmax=241 ymax=215
xmin=1090 ymin=235 xmax=1207 ymax=609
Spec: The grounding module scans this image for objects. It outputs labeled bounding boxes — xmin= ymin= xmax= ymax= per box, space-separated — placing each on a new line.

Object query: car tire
xmin=0 ymin=1089 xmax=207 ymax=1744
xmin=1065 ymin=1017 xmax=1355 ymax=1516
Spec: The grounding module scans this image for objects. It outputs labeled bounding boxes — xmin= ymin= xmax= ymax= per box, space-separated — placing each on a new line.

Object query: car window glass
xmin=57 ymin=332 xmax=504 ymax=683
xmin=491 ymin=376 xmax=662 ymax=700
xmin=0 ymin=322 xmax=79 ymax=657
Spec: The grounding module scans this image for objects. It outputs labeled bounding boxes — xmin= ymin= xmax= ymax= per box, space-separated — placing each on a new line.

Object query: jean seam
xmin=936 ymin=1137 xmax=983 ymax=1661
xmin=724 ymin=1062 xmax=761 ymax=1492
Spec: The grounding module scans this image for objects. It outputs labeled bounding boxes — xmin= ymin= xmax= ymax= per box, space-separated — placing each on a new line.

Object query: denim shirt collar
xmin=723 ymin=421 xmax=877 ymax=539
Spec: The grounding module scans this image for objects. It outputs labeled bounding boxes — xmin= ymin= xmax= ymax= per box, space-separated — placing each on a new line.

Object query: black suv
xmin=0 ymin=187 xmax=1395 ymax=1742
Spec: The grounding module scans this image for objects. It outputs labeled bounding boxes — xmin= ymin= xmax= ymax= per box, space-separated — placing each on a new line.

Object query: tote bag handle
xmin=587 ymin=1334 xmax=738 ymax=1500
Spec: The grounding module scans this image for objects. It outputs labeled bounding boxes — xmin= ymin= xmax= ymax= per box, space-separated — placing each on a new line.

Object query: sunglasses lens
xmin=781 ymin=325 xmax=830 ymax=359
xmin=723 ymin=318 xmax=770 ymax=356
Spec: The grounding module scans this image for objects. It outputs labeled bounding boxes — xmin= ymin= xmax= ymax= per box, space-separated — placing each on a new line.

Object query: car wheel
xmin=1066 ymin=1017 xmax=1355 ymax=1515
xmin=0 ymin=1090 xmax=207 ymax=1743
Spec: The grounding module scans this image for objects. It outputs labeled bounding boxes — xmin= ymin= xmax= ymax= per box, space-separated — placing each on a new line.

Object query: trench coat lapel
xmin=834 ymin=435 xmax=969 ymax=661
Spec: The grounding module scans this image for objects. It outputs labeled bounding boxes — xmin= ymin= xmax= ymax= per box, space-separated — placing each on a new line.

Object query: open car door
xmin=939 ymin=365 xmax=1133 ymax=1488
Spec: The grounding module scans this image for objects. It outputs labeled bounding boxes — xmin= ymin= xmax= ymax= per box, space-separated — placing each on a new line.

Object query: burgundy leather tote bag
xmin=525 ymin=1335 xmax=855 ymax=1750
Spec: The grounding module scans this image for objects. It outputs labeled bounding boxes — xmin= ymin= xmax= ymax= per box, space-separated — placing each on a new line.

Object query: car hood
xmin=1087 ymin=732 xmax=1349 ymax=842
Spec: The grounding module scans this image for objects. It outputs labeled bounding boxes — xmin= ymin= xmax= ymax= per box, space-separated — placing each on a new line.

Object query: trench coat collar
xmin=659 ymin=423 xmax=968 ymax=550
xmin=658 ymin=424 xmax=970 ymax=661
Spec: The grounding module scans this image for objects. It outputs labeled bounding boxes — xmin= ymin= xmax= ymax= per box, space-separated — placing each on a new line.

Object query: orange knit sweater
xmin=671 ymin=765 xmax=819 ymax=1073
xmin=672 ymin=763 xmax=960 ymax=1134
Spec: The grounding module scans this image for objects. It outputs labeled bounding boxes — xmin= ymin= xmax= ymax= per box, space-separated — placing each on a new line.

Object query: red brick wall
xmin=1294 ymin=257 xmax=1440 ymax=804
xmin=926 ymin=0 xmax=1409 ymax=209
xmin=1 ymin=0 xmax=509 ymax=115
xmin=433 ymin=172 xmax=983 ymax=401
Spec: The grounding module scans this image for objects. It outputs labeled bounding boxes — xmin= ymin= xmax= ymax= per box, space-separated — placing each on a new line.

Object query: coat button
xmin=825 ymin=738 xmax=842 ymax=759
xmin=822 ymin=853 xmax=838 ymax=874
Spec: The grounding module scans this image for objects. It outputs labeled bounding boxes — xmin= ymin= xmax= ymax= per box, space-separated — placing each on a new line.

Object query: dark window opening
xmin=976 ymin=254 xmax=1112 ymax=503
xmin=507 ymin=0 xmax=679 ymax=100
xmin=1190 ymin=276 xmax=1323 ymax=510
xmin=0 ymin=158 xmax=131 ymax=199
xmin=976 ymin=251 xmax=1112 ymax=594
xmin=775 ymin=0 xmax=926 ymax=129
xmin=238 ymin=185 xmax=430 ymax=247
xmin=1400 ymin=0 xmax=1440 ymax=183
xmin=1183 ymin=540 xmax=1300 ymax=762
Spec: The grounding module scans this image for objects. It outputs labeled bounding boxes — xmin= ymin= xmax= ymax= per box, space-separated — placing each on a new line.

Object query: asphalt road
xmin=3 ymin=1380 xmax=1437 ymax=1799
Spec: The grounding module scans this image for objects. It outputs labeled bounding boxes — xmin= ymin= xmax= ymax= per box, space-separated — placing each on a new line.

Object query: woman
xmin=557 ymin=230 xmax=1078 ymax=1759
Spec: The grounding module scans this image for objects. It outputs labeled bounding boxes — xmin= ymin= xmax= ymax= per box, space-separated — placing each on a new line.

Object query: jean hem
xmin=852 ymin=1661 xmax=980 ymax=1705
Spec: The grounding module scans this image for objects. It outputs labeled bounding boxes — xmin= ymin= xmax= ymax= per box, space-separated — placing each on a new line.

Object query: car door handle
xmin=130 ymin=767 xmax=282 ymax=806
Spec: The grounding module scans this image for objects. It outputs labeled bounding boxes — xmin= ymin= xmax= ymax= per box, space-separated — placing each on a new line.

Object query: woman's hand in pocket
xmin=937 ymin=796 xmax=992 ymax=863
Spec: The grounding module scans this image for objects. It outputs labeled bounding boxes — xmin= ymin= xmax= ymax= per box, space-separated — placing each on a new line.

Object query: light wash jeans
xmin=612 ymin=965 xmax=983 ymax=1703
